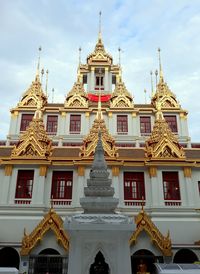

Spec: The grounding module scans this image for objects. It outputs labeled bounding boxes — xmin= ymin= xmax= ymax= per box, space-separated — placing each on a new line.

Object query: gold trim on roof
xmin=20 ymin=207 xmax=69 ymax=256
xmin=18 ymin=75 xmax=47 ymax=108
xmin=11 ymin=102 xmax=52 ymax=159
xmin=80 ymin=95 xmax=118 ymax=158
xmin=87 ymin=36 xmax=113 ymax=65
xmin=151 ymin=49 xmax=180 ymax=109
xmin=65 ymin=76 xmax=88 ymax=108
xmin=145 ymin=105 xmax=185 ymax=159
xmin=130 ymin=208 xmax=172 ymax=256
xmin=110 ymin=78 xmax=134 ymax=108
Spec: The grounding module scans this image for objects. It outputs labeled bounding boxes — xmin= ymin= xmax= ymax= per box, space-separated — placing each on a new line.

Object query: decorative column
xmin=112 ymin=166 xmax=120 ymax=199
xmin=0 ymin=165 xmax=13 ymax=204
xmin=72 ymin=166 xmax=85 ymax=207
xmin=104 ymin=67 xmax=109 ymax=93
xmin=183 ymin=167 xmax=194 ymax=206
xmin=148 ymin=166 xmax=164 ymax=207
xmin=90 ymin=67 xmax=95 ymax=92
xmin=32 ymin=166 xmax=47 ymax=205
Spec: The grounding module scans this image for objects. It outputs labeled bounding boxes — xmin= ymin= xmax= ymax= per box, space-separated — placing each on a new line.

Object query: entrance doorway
xmin=131 ymin=249 xmax=162 ymax=274
xmin=0 ymin=247 xmax=20 ymax=269
xmin=29 ymin=248 xmax=68 ymax=274
xmin=90 ymin=251 xmax=110 ymax=274
xmin=173 ymin=249 xmax=198 ymax=263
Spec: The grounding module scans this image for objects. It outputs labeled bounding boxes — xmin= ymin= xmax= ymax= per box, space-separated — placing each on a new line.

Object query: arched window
xmin=90 ymin=251 xmax=109 ymax=274
xmin=173 ymin=249 xmax=198 ymax=263
xmin=0 ymin=247 xmax=20 ymax=269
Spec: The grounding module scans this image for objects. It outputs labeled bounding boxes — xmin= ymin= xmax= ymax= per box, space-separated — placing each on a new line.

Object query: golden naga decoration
xmin=130 ymin=207 xmax=172 ymax=256
xmin=145 ymin=104 xmax=185 ymax=159
xmin=110 ymin=77 xmax=134 ymax=108
xmin=80 ymin=95 xmax=118 ymax=158
xmin=151 ymin=48 xmax=180 ymax=109
xmin=20 ymin=207 xmax=69 ymax=256
xmin=65 ymin=75 xmax=88 ymax=108
xmin=11 ymin=101 xmax=52 ymax=159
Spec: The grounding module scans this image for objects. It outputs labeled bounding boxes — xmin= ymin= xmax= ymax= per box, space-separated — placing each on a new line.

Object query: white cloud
xmin=0 ymin=0 xmax=200 ymax=142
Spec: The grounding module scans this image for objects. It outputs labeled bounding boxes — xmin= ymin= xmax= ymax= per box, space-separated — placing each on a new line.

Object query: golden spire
xmin=145 ymin=102 xmax=185 ymax=159
xmin=98 ymin=11 xmax=102 ymax=41
xmin=45 ymin=69 xmax=49 ymax=96
xmin=155 ymin=69 xmax=158 ymax=86
xmin=158 ymin=48 xmax=164 ymax=82
xmin=118 ymin=47 xmax=121 ymax=66
xmin=36 ymin=46 xmax=42 ymax=80
xmin=150 ymin=71 xmax=154 ymax=96
xmin=79 ymin=47 xmax=82 ymax=65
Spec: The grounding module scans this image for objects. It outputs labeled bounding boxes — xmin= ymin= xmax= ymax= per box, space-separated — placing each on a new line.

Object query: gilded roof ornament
xmin=18 ymin=47 xmax=47 ymax=107
xmin=130 ymin=207 xmax=172 ymax=256
xmin=20 ymin=207 xmax=69 ymax=256
xmin=145 ymin=103 xmax=185 ymax=159
xmin=87 ymin=13 xmax=113 ymax=66
xmin=65 ymin=75 xmax=88 ymax=108
xmin=151 ymin=48 xmax=180 ymax=109
xmin=11 ymin=101 xmax=52 ymax=159
xmin=110 ymin=77 xmax=134 ymax=108
xmin=80 ymin=93 xmax=118 ymax=158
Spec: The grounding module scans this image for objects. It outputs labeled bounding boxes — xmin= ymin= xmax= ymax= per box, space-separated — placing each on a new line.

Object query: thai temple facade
xmin=1 ymin=22 xmax=200 ymax=274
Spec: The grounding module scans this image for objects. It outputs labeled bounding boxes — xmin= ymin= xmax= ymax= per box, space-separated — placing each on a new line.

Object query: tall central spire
xmin=98 ymin=11 xmax=102 ymax=41
xmin=158 ymin=48 xmax=164 ymax=82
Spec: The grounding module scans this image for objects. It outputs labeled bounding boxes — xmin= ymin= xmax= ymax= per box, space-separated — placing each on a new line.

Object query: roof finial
xmin=98 ymin=11 xmax=102 ymax=40
xmin=144 ymin=89 xmax=147 ymax=104
xmin=155 ymin=69 xmax=158 ymax=87
xmin=118 ymin=47 xmax=121 ymax=66
xmin=36 ymin=46 xmax=42 ymax=79
xmin=150 ymin=71 xmax=154 ymax=96
xmin=158 ymin=47 xmax=164 ymax=81
xmin=41 ymin=68 xmax=44 ymax=86
xmin=45 ymin=69 xmax=49 ymax=96
xmin=52 ymin=88 xmax=54 ymax=103
xmin=79 ymin=47 xmax=82 ymax=65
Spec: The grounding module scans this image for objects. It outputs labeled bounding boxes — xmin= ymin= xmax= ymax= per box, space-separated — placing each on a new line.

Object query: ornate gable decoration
xmin=110 ymin=78 xmax=134 ymax=108
xmin=20 ymin=208 xmax=69 ymax=256
xmin=11 ymin=103 xmax=52 ymax=159
xmin=18 ymin=75 xmax=47 ymax=108
xmin=65 ymin=76 xmax=88 ymax=108
xmin=87 ymin=36 xmax=113 ymax=66
xmin=151 ymin=77 xmax=180 ymax=109
xmin=151 ymin=48 xmax=180 ymax=109
xmin=145 ymin=106 xmax=185 ymax=159
xmin=130 ymin=208 xmax=172 ymax=256
xmin=80 ymin=110 xmax=118 ymax=158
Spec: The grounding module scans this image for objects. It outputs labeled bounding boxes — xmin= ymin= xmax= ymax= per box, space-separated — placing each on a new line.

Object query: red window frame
xmin=140 ymin=116 xmax=151 ymax=135
xmin=15 ymin=170 xmax=34 ymax=199
xmin=164 ymin=115 xmax=178 ymax=133
xmin=162 ymin=171 xmax=180 ymax=200
xmin=117 ymin=115 xmax=128 ymax=133
xmin=20 ymin=114 xmax=34 ymax=131
xmin=124 ymin=172 xmax=145 ymax=200
xmin=70 ymin=115 xmax=81 ymax=133
xmin=51 ymin=171 xmax=73 ymax=200
xmin=46 ymin=115 xmax=58 ymax=134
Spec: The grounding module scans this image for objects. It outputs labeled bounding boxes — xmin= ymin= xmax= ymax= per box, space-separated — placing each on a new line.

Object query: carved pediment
xmin=20 ymin=208 xmax=69 ymax=256
xmin=145 ymin=109 xmax=185 ymax=160
xmin=80 ymin=112 xmax=118 ymax=158
xmin=65 ymin=78 xmax=88 ymax=108
xmin=130 ymin=208 xmax=172 ymax=256
xmin=11 ymin=106 xmax=52 ymax=159
xmin=18 ymin=75 xmax=47 ymax=108
xmin=110 ymin=79 xmax=134 ymax=108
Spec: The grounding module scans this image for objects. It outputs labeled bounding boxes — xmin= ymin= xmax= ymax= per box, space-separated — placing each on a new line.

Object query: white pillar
xmin=32 ymin=167 xmax=46 ymax=205
xmin=149 ymin=167 xmax=164 ymax=207
xmin=104 ymin=68 xmax=109 ymax=93
xmin=90 ymin=68 xmax=95 ymax=92
xmin=183 ymin=167 xmax=194 ymax=206
xmin=0 ymin=166 xmax=12 ymax=204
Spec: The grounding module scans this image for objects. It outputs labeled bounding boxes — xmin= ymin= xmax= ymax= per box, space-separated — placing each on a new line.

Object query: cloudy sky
xmin=0 ymin=0 xmax=200 ymax=141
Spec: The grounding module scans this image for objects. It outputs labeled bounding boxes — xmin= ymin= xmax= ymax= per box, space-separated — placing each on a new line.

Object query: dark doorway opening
xmin=173 ymin=249 xmax=198 ymax=263
xmin=131 ymin=249 xmax=162 ymax=274
xmin=0 ymin=247 xmax=20 ymax=269
xmin=29 ymin=248 xmax=68 ymax=274
xmin=90 ymin=251 xmax=110 ymax=274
